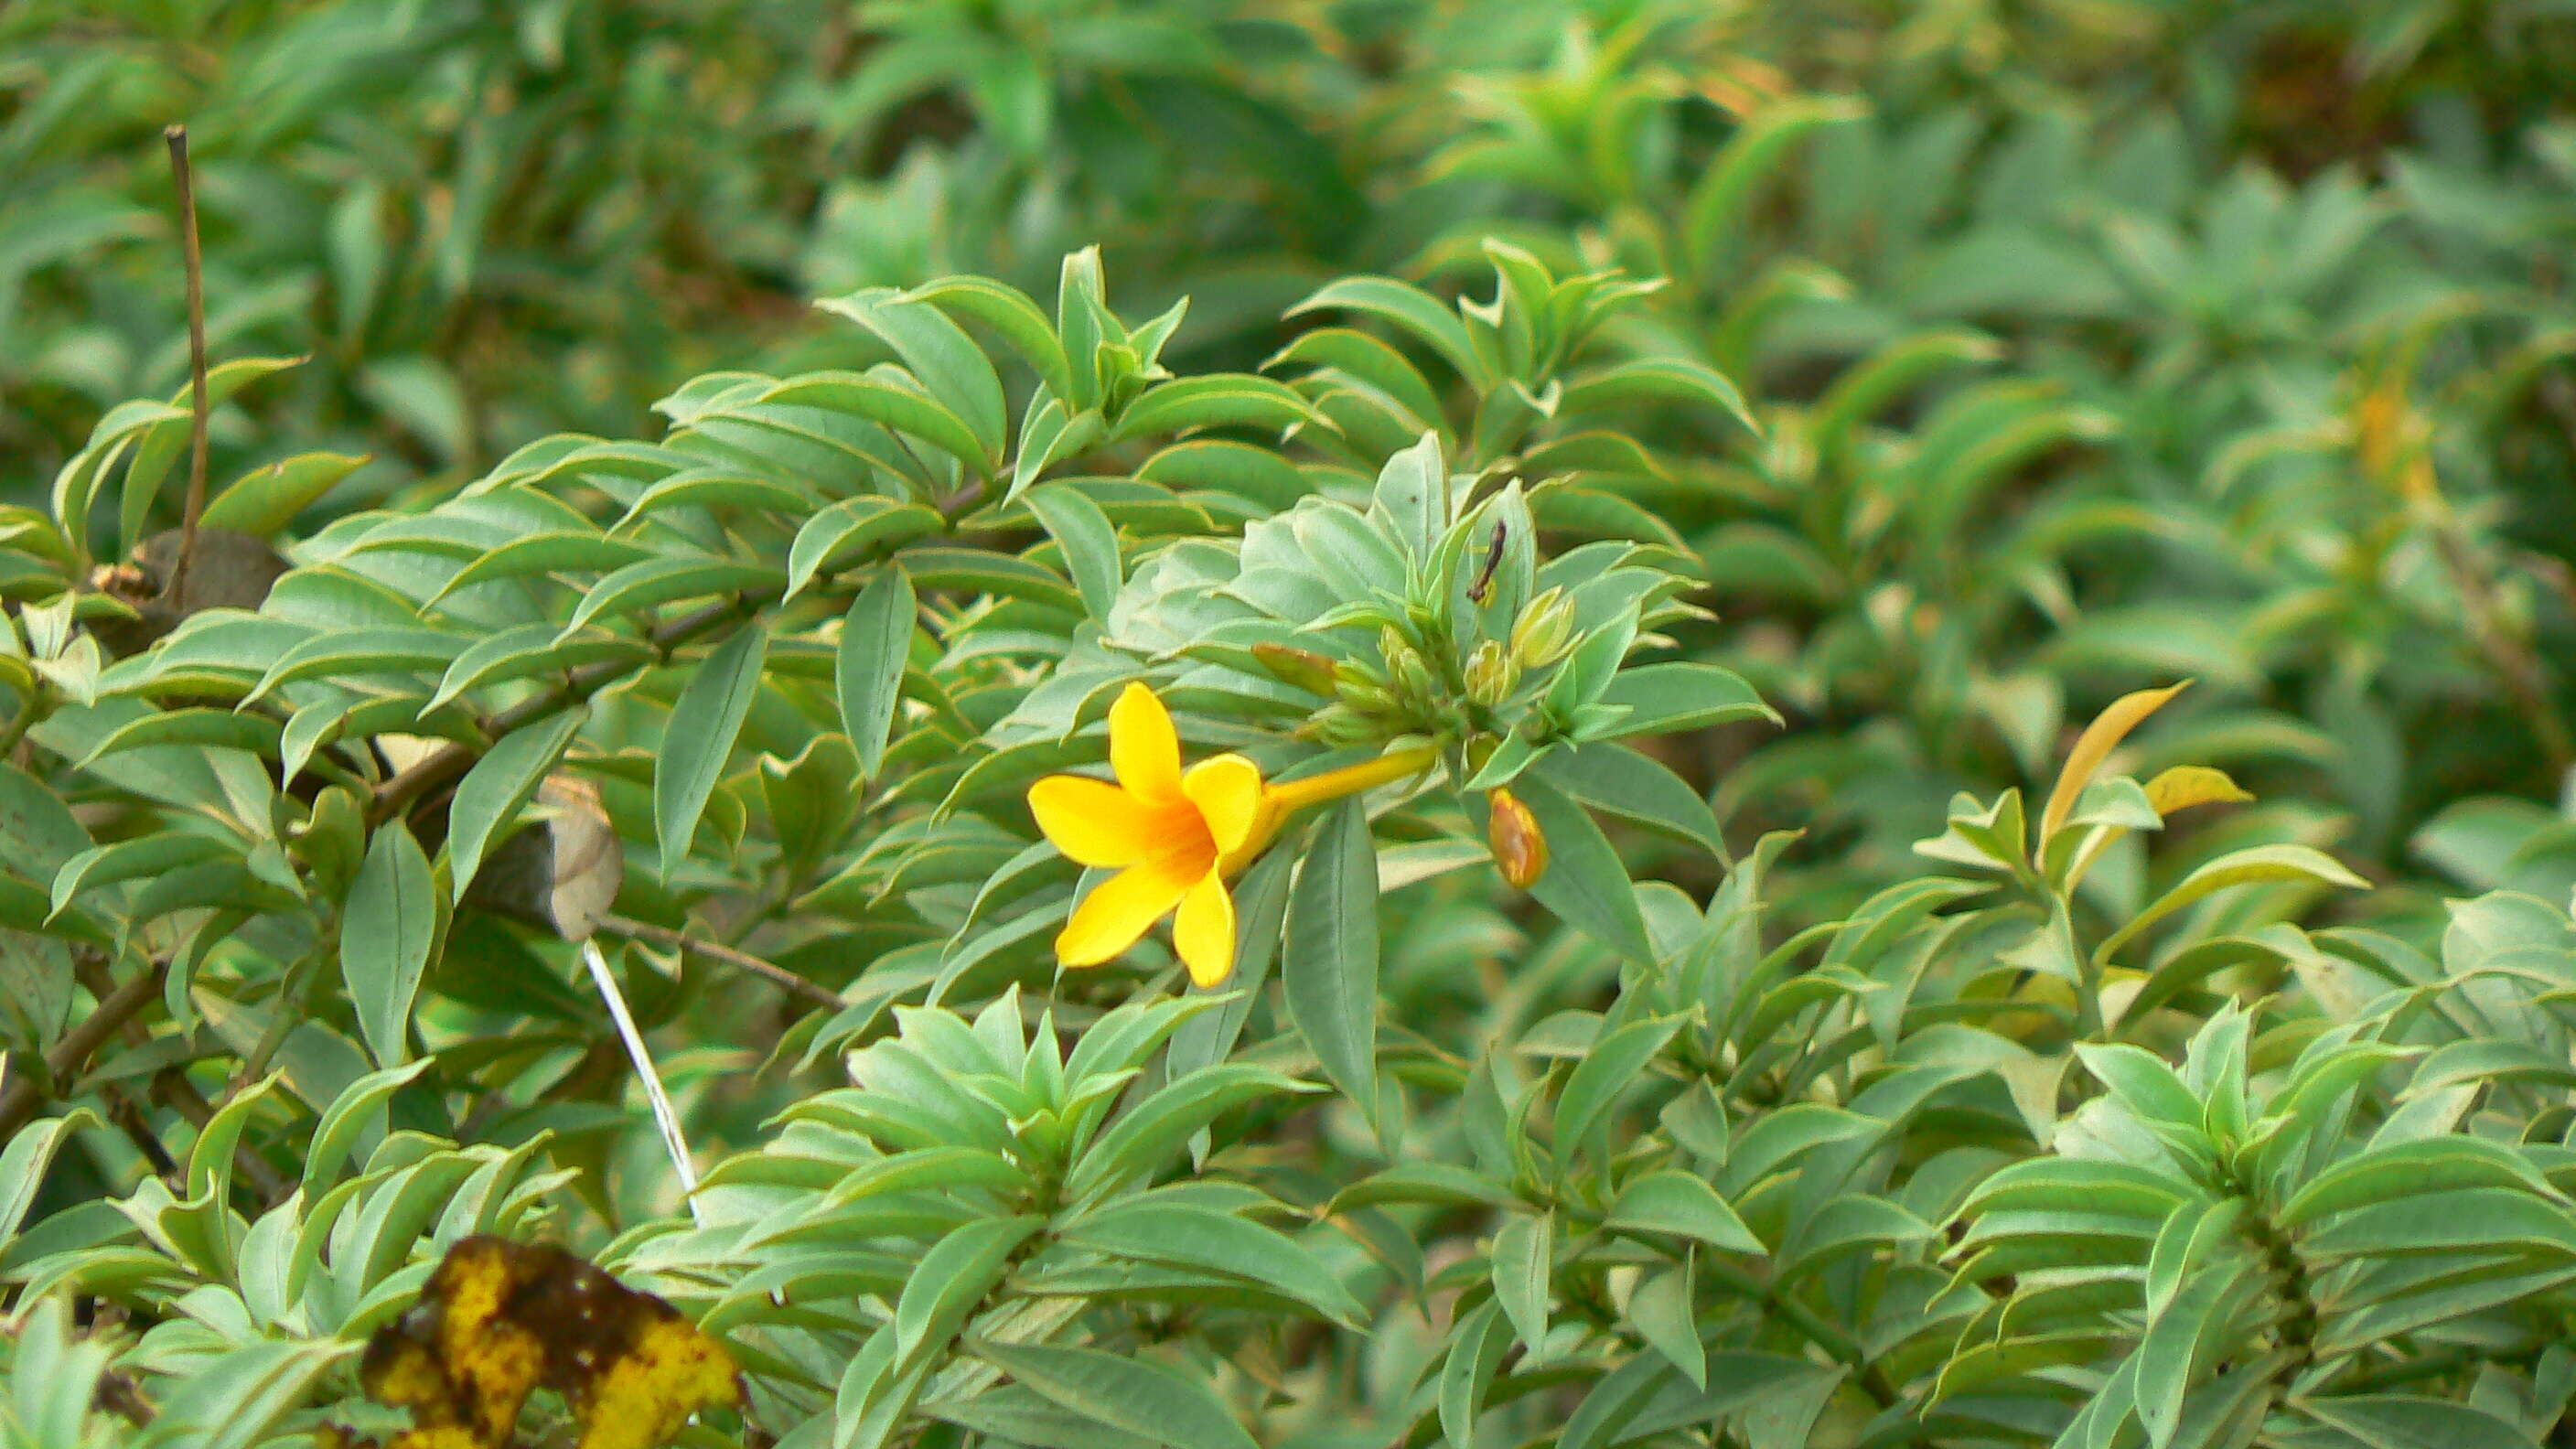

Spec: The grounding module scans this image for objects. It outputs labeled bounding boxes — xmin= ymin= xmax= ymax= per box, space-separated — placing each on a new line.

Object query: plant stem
xmin=0 ymin=959 xmax=169 ymax=1139
xmin=164 ymin=125 xmax=210 ymax=606
xmin=596 ymin=912 xmax=842 ymax=1010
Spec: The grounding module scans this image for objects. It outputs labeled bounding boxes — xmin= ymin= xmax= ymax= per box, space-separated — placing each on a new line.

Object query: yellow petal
xmin=1028 ymin=775 xmax=1188 ymax=867
xmin=1109 ymin=682 xmax=1183 ymax=802
xmin=1183 ymin=754 xmax=1265 ymax=853
xmin=1172 ymin=869 xmax=1236 ymax=987
xmin=1056 ymin=853 xmax=1200 ymax=967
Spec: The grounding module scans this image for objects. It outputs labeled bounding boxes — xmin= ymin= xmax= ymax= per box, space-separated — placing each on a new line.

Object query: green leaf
xmin=894 ymin=1214 xmax=1039 ymax=1364
xmin=342 ymin=821 xmax=436 ymax=1069
xmin=1593 ymin=662 xmax=1779 ymax=737
xmin=2094 ymin=843 xmax=2367 ymax=966
xmin=73 ymin=708 xmax=283 ymax=768
xmin=197 ymin=452 xmax=370 ymax=540
xmin=763 ymin=372 xmax=994 ymax=472
xmin=821 ymin=287 xmax=1010 ymax=462
xmin=424 ymin=626 xmax=651 ymax=714
xmin=561 ymin=558 xmax=778 ymax=637
xmin=1366 ymin=430 xmax=1447 ymax=564
xmin=2296 ymin=1395 xmax=2545 ymax=1449
xmin=425 ymin=531 xmax=653 ymax=605
xmin=1283 ymin=800 xmax=1379 ymax=1116
xmin=785 ymin=497 xmax=944 ymax=600
xmin=1509 ymin=776 xmax=1654 ymax=961
xmin=242 ymin=628 xmax=468 ymax=703
xmin=447 ymin=709 xmax=585 ymax=903
xmin=1290 ymin=276 xmax=1489 ymax=390
xmin=0 ymin=1110 xmax=102 ymax=1244
xmin=301 ymin=1057 xmax=433 ymax=1191
xmin=837 ymin=569 xmax=916 ymax=780
xmin=2280 ymin=1138 xmax=2554 ymax=1229
xmin=1554 ymin=1014 xmax=1685 ymax=1158
xmin=1064 ymin=1199 xmax=1365 ymax=1326
xmin=1490 ymin=1210 xmax=1553 ymax=1352
xmin=656 ymin=626 xmax=767 ymax=871
xmin=1681 ymin=95 xmax=1870 ymax=275
xmin=901 ymin=545 xmax=1082 ymax=614
xmin=971 ymin=1341 xmax=1259 ymax=1449
xmin=907 ymin=274 xmax=1074 ymax=406
xmin=1607 ymin=1170 xmax=1764 ymax=1253
xmin=1065 ymin=1065 xmax=1316 ymax=1203
xmin=1025 ymin=485 xmax=1122 ymax=620
xmin=1110 ymin=373 xmax=1315 ymax=443
xmin=1533 ymin=743 xmax=1727 ymax=859
xmin=1562 ymin=356 xmax=1759 ymax=436
xmin=2073 ymin=1043 xmax=2205 ymax=1132
xmin=50 ymin=833 xmax=233 ymax=919
xmin=1627 ymin=1257 xmax=1705 ymax=1389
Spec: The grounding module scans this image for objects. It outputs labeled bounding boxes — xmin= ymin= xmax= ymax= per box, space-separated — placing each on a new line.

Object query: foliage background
xmin=5 ymin=0 xmax=2576 ymax=1446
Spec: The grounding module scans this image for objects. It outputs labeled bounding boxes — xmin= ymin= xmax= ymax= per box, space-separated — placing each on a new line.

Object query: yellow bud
xmin=1487 ymin=788 xmax=1549 ymax=890
xmin=1464 ymin=639 xmax=1513 ymax=707
xmin=1509 ymin=586 xmax=1575 ymax=669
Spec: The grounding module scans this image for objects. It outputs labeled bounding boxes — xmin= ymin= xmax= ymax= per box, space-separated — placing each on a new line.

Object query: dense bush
xmin=4 ymin=3 xmax=2575 ymax=1447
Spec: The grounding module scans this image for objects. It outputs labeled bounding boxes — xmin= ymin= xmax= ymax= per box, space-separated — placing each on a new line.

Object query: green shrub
xmin=5 ymin=3 xmax=2575 ymax=1447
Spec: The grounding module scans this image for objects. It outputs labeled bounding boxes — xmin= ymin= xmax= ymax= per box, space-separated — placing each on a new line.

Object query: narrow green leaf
xmin=820 ymin=288 xmax=1010 ymax=463
xmin=342 ymin=822 xmax=436 ymax=1069
xmin=655 ymin=626 xmax=767 ymax=872
xmin=1064 ymin=1200 xmax=1365 ymax=1325
xmin=1491 ymin=1210 xmax=1553 ymax=1352
xmin=894 ymin=1214 xmax=1039 ymax=1364
xmin=1509 ymin=776 xmax=1654 ymax=961
xmin=1283 ymin=800 xmax=1379 ymax=1115
xmin=447 ymin=709 xmax=585 ymax=903
xmin=1025 ymin=484 xmax=1122 ymax=621
xmin=972 ymin=1341 xmax=1259 ymax=1449
xmin=1553 ymin=1014 xmax=1685 ymax=1158
xmin=837 ymin=569 xmax=916 ymax=780
xmin=1607 ymin=1171 xmax=1765 ymax=1253
xmin=198 ymin=451 xmax=370 ymax=539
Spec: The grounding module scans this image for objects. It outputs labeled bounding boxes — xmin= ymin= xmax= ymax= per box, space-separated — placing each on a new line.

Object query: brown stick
xmin=0 ymin=960 xmax=169 ymax=1139
xmin=165 ymin=124 xmax=210 ymax=609
xmin=596 ymin=912 xmax=843 ymax=1010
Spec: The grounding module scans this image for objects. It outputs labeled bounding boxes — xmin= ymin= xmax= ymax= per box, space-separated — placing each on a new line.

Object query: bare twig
xmin=596 ymin=912 xmax=841 ymax=1010
xmin=0 ymin=960 xmax=169 ymax=1139
xmin=164 ymin=124 xmax=210 ymax=608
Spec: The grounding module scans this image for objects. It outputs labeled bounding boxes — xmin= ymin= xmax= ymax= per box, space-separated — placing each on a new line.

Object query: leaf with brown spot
xmin=350 ymin=1235 xmax=740 ymax=1449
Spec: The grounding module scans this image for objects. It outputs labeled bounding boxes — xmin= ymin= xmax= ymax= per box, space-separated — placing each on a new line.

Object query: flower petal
xmin=1172 ymin=869 xmax=1236 ymax=988
xmin=1109 ymin=682 xmax=1183 ymax=802
xmin=1027 ymin=775 xmax=1186 ymax=867
xmin=1183 ymin=754 xmax=1266 ymax=854
xmin=1056 ymin=853 xmax=1199 ymax=967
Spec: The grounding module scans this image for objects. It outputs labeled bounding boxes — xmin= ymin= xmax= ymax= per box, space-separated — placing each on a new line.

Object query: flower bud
xmin=1464 ymin=639 xmax=1513 ymax=708
xmin=1379 ymin=625 xmax=1436 ymax=703
xmin=1465 ymin=734 xmax=1500 ymax=776
xmin=1487 ymin=788 xmax=1549 ymax=890
xmin=1337 ymin=680 xmax=1401 ymax=716
xmin=1509 ymin=586 xmax=1576 ymax=669
xmin=1252 ymin=642 xmax=1340 ymax=696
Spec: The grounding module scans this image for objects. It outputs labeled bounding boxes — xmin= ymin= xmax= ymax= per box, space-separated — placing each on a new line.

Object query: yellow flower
xmin=1028 ymin=682 xmax=1434 ymax=987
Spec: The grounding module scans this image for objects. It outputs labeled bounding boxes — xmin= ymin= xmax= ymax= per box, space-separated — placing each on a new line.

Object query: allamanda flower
xmin=1028 ymin=682 xmax=1435 ymax=986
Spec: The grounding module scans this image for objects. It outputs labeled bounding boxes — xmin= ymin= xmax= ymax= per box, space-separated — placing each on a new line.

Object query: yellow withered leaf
xmin=2038 ymin=680 xmax=2191 ymax=849
xmin=2142 ymin=765 xmax=2253 ymax=819
xmin=350 ymin=1235 xmax=740 ymax=1449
